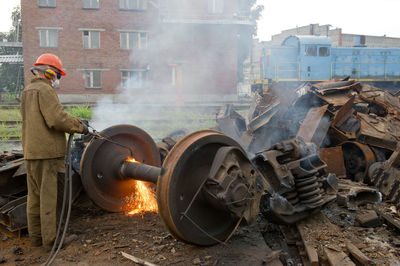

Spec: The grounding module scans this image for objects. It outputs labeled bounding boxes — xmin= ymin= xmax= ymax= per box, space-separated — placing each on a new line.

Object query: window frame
xmin=36 ymin=27 xmax=61 ymax=48
xmin=305 ymin=45 xmax=317 ymax=57
xmin=119 ymin=31 xmax=148 ymax=49
xmin=80 ymin=29 xmax=103 ymax=49
xmin=84 ymin=70 xmax=102 ymax=89
xmin=83 ymin=0 xmax=100 ymax=9
xmin=38 ymin=0 xmax=56 ymax=8
xmin=318 ymin=46 xmax=330 ymax=57
xmin=121 ymin=70 xmax=148 ymax=88
xmin=119 ymin=0 xmax=147 ymax=11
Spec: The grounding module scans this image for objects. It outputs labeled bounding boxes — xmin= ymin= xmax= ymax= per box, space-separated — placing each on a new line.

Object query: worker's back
xmin=20 ymin=78 xmax=82 ymax=159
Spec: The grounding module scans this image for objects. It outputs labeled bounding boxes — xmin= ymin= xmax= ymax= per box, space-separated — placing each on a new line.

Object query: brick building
xmin=21 ymin=0 xmax=254 ymax=102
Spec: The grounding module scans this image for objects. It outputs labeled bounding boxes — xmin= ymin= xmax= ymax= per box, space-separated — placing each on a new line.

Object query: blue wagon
xmin=259 ymin=35 xmax=400 ymax=92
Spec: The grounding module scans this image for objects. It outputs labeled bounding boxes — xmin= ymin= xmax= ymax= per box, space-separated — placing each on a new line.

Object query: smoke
xmin=89 ymin=1 xmax=256 ymax=140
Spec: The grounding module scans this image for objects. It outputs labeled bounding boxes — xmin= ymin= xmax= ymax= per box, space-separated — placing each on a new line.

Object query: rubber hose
xmin=44 ymin=134 xmax=74 ymax=266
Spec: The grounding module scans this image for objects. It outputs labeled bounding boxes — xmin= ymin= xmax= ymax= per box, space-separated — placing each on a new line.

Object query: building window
xmin=305 ymin=45 xmax=317 ymax=56
xmin=121 ymin=70 xmax=147 ymax=88
xmin=85 ymin=70 xmax=101 ymax=89
xmin=319 ymin=47 xmax=330 ymax=57
xmin=120 ymin=31 xmax=148 ymax=49
xmin=38 ymin=29 xmax=58 ymax=47
xmin=39 ymin=0 xmax=56 ymax=7
xmin=83 ymin=0 xmax=99 ymax=9
xmin=208 ymin=0 xmax=224 ymax=13
xmin=83 ymin=30 xmax=100 ymax=49
xmin=119 ymin=0 xmax=147 ymax=10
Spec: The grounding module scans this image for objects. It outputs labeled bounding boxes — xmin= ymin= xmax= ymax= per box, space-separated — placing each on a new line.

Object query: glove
xmin=81 ymin=120 xmax=89 ymax=135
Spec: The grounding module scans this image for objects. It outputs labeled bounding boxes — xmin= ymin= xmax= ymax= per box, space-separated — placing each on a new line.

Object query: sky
xmin=0 ymin=0 xmax=399 ymax=41
xmin=0 ymin=0 xmax=20 ymax=32
xmin=256 ymin=0 xmax=400 ymax=41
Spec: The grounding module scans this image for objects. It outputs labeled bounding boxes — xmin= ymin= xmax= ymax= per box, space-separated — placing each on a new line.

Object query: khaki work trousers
xmin=26 ymin=157 xmax=65 ymax=247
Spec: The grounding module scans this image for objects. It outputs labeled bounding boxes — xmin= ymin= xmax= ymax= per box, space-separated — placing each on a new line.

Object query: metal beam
xmin=0 ymin=42 xmax=22 ymax=48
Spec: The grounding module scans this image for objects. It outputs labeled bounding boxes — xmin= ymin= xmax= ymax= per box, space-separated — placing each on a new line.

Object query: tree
xmin=0 ymin=5 xmax=23 ymax=95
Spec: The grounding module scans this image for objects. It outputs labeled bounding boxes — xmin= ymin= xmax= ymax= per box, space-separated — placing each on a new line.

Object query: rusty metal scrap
xmin=0 ymin=153 xmax=28 ymax=233
xmin=296 ymin=105 xmax=330 ymax=147
xmin=255 ymin=138 xmax=338 ymax=224
xmin=337 ymin=179 xmax=382 ymax=210
xmin=216 ymin=78 xmax=400 ymax=187
xmin=319 ymin=146 xmax=346 ymax=178
xmin=368 ymin=143 xmax=400 ymax=209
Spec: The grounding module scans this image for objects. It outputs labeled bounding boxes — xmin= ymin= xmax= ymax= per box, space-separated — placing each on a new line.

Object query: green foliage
xmin=66 ymin=106 xmax=93 ymax=120
xmin=0 ymin=64 xmax=24 ymax=94
xmin=0 ymin=92 xmax=19 ymax=104
xmin=0 ymin=5 xmax=23 ymax=94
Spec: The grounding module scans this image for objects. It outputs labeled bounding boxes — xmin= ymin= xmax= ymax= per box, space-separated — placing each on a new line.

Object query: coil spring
xmin=295 ymin=175 xmax=324 ymax=208
xmin=282 ymin=188 xmax=299 ymax=206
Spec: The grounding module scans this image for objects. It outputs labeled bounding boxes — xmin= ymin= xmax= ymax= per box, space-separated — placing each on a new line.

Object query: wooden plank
xmin=345 ymin=240 xmax=372 ymax=265
xmin=324 ymin=247 xmax=355 ymax=266
xmin=376 ymin=210 xmax=400 ymax=231
xmin=121 ymin=251 xmax=158 ymax=266
xmin=296 ymin=223 xmax=319 ymax=266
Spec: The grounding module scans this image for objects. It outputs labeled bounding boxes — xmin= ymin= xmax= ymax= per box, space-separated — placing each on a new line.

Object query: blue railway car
xmin=260 ymin=35 xmax=400 ymax=92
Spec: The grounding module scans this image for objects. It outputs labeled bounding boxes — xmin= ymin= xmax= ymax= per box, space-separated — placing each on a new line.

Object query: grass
xmin=0 ymin=122 xmax=21 ymax=138
xmin=66 ymin=106 xmax=93 ymax=120
xmin=0 ymin=109 xmax=21 ymax=121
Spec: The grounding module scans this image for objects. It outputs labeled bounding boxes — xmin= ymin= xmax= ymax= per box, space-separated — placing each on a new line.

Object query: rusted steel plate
xmin=296 ymin=105 xmax=330 ymax=147
xmin=358 ymin=113 xmax=399 ymax=151
xmin=247 ymin=100 xmax=280 ymax=133
xmin=332 ymin=95 xmax=355 ymax=128
xmin=0 ymin=195 xmax=27 ymax=232
xmin=319 ymin=146 xmax=346 ymax=178
xmin=359 ymin=86 xmax=400 ymax=116
xmin=313 ymin=82 xmax=360 ymax=96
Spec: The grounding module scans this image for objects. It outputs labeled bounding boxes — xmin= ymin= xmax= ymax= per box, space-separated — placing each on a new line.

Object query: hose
xmin=44 ymin=134 xmax=74 ymax=266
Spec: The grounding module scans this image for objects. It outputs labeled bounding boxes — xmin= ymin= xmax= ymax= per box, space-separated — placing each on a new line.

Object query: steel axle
xmin=120 ymin=161 xmax=161 ymax=184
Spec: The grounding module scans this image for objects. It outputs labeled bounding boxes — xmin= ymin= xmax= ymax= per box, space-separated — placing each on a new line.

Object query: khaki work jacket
xmin=20 ymin=78 xmax=83 ymax=159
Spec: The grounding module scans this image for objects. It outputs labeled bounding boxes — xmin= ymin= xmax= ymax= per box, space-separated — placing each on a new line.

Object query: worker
xmin=20 ymin=53 xmax=89 ymax=250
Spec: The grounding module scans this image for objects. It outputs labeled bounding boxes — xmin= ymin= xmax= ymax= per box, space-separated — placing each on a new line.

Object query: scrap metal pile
xmin=216 ymin=78 xmax=400 ymax=210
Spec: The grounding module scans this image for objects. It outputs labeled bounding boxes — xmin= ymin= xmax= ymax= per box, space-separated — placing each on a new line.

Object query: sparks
xmin=125 ymin=157 xmax=158 ymax=215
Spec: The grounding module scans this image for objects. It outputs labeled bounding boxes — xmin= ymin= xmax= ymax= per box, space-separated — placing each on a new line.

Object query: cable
xmin=44 ymin=134 xmax=74 ymax=266
xmin=89 ymin=126 xmax=134 ymax=157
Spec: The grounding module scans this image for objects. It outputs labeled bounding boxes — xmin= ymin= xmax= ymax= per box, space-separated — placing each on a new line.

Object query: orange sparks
xmin=125 ymin=157 xmax=158 ymax=216
xmin=126 ymin=181 xmax=158 ymax=215
xmin=125 ymin=157 xmax=138 ymax=163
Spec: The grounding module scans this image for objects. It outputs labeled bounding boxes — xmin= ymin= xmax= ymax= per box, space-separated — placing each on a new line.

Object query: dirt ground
xmin=1 ymin=192 xmax=400 ymax=265
xmin=0 ymin=193 xmax=281 ymax=266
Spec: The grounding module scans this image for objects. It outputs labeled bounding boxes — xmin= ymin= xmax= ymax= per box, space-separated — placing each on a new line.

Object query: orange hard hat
xmin=34 ymin=53 xmax=66 ymax=76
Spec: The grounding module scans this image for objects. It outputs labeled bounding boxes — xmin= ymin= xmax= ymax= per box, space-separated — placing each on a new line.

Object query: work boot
xmin=30 ymin=237 xmax=42 ymax=247
xmin=44 ymin=234 xmax=78 ymax=252
xmin=62 ymin=234 xmax=78 ymax=248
